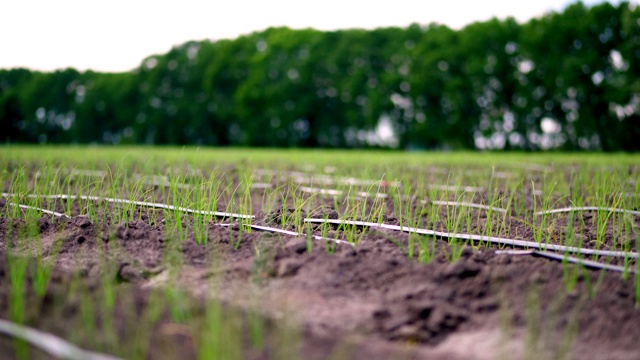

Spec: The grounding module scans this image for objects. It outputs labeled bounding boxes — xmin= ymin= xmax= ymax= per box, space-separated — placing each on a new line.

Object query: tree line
xmin=1 ymin=1 xmax=639 ymax=150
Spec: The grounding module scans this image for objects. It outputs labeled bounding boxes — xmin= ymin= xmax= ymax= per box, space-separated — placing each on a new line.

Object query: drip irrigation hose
xmin=536 ymin=206 xmax=640 ymax=216
xmin=430 ymin=200 xmax=508 ymax=214
xmin=496 ymin=250 xmax=637 ymax=274
xmin=2 ymin=193 xmax=254 ymax=220
xmin=303 ymin=218 xmax=639 ymax=259
xmin=0 ymin=319 xmax=122 ymax=360
xmin=6 ymin=202 xmax=69 ymax=218
xmin=216 ymin=223 xmax=353 ymax=246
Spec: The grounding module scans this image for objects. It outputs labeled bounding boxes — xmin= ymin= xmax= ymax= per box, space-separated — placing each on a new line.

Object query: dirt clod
xmin=309 ymin=207 xmax=339 ymax=219
xmin=438 ymin=260 xmax=480 ymax=280
xmin=117 ymin=263 xmax=141 ymax=282
xmin=72 ymin=215 xmax=92 ymax=228
xmin=285 ymin=237 xmax=308 ymax=254
xmin=277 ymin=258 xmax=304 ymax=277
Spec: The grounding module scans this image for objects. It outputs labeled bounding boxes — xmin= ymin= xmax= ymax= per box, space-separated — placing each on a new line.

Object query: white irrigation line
xmin=139 ymin=179 xmax=190 ymax=189
xmin=85 ymin=197 xmax=254 ymax=220
xmin=536 ymin=207 xmax=640 ymax=216
xmin=2 ymin=193 xmax=254 ymax=220
xmin=426 ymin=167 xmax=449 ymax=175
xmin=37 ymin=169 xmax=194 ymax=189
xmin=462 ymin=170 xmax=515 ymax=179
xmin=254 ymin=169 xmax=306 ymax=178
xmin=70 ymin=169 xmax=107 ymax=177
xmin=250 ymin=182 xmax=272 ymax=189
xmin=426 ymin=201 xmax=639 ymax=218
xmin=214 ymin=222 xmax=353 ymax=246
xmin=133 ymin=174 xmax=190 ymax=189
xmin=44 ymin=170 xmax=198 ymax=188
xmin=295 ymin=175 xmax=397 ymax=187
xmin=427 ymin=184 xmax=485 ymax=193
xmin=355 ymin=191 xmax=388 ymax=199
xmin=303 ymin=218 xmax=639 ymax=259
xmin=254 ymin=169 xmax=401 ymax=187
xmin=136 ymin=174 xmax=169 ymax=182
xmin=244 ymin=224 xmax=354 ymax=246
xmin=299 ymin=186 xmax=343 ymax=197
xmin=0 ymin=319 xmax=122 ymax=360
xmin=35 ymin=169 xmax=107 ymax=178
xmin=429 ymin=200 xmax=508 ymax=214
xmin=493 ymin=171 xmax=516 ymax=179
xmin=167 ymin=167 xmax=203 ymax=177
xmin=496 ymin=249 xmax=637 ymax=274
xmin=299 ymin=186 xmax=388 ymax=199
xmin=511 ymin=163 xmax=549 ymax=172
xmin=7 ymin=202 xmax=69 ymax=218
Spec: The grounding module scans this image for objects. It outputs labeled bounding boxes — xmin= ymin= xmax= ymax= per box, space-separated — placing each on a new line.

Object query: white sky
xmin=0 ymin=0 xmax=634 ymax=72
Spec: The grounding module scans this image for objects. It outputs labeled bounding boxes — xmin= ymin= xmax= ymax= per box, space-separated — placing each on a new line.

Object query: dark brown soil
xmin=1 ymin=175 xmax=639 ymax=359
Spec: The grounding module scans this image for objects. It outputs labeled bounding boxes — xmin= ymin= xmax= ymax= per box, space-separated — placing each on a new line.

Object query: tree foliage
xmin=1 ymin=1 xmax=639 ymax=150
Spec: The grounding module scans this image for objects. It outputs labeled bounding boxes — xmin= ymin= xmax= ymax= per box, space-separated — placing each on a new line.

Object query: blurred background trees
xmin=1 ymin=1 xmax=639 ymax=150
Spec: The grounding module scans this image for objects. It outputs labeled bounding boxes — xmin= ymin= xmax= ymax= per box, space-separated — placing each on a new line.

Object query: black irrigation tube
xmin=303 ymin=218 xmax=640 ymax=259
xmin=0 ymin=319 xmax=122 ymax=360
xmin=495 ymin=250 xmax=637 ymax=274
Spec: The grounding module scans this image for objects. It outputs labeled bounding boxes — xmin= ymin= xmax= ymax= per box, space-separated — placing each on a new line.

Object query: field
xmin=1 ymin=146 xmax=639 ymax=359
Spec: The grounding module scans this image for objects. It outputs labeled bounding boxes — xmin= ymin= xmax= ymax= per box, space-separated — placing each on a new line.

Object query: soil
xmin=1 ymin=169 xmax=639 ymax=360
